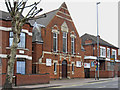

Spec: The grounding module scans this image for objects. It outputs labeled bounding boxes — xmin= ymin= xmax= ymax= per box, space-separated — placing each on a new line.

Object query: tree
xmin=3 ymin=0 xmax=45 ymax=89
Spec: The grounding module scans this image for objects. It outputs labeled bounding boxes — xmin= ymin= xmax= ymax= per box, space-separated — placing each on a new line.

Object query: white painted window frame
xmin=107 ymin=48 xmax=110 ymax=58
xmin=112 ymin=49 xmax=117 ymax=59
xmin=100 ymin=46 xmax=106 ymax=57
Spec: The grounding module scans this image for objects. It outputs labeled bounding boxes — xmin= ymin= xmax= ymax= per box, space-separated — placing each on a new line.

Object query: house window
xmin=71 ymin=37 xmax=75 ymax=54
xmin=63 ymin=32 xmax=67 ymax=53
xmin=9 ymin=32 xmax=26 ymax=48
xmin=53 ymin=33 xmax=57 ymax=52
xmin=17 ymin=59 xmax=25 ymax=74
xmin=72 ymin=63 xmax=74 ymax=72
xmin=112 ymin=49 xmax=116 ymax=59
xmin=54 ymin=62 xmax=57 ymax=72
xmin=100 ymin=46 xmax=106 ymax=57
xmin=107 ymin=48 xmax=110 ymax=58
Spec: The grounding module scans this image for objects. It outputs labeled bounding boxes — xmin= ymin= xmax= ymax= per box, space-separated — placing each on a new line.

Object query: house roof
xmin=0 ymin=10 xmax=11 ymax=20
xmin=30 ymin=2 xmax=69 ymax=43
xmin=81 ymin=33 xmax=119 ymax=49
xmin=0 ymin=10 xmax=33 ymax=27
xmin=29 ymin=9 xmax=59 ymax=27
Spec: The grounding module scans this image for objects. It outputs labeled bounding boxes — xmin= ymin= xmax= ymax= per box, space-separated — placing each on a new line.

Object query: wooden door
xmin=62 ymin=60 xmax=67 ymax=78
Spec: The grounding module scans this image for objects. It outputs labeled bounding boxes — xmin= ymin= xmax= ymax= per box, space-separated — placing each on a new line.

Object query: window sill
xmin=71 ymin=54 xmax=75 ymax=57
xmin=100 ymin=56 xmax=106 ymax=58
xmin=6 ymin=47 xmax=29 ymax=51
xmin=54 ymin=72 xmax=57 ymax=75
xmin=72 ymin=71 xmax=74 ymax=75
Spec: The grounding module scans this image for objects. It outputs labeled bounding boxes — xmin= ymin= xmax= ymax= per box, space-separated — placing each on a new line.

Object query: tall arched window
xmin=53 ymin=33 xmax=57 ymax=52
xmin=63 ymin=32 xmax=67 ymax=53
xmin=71 ymin=37 xmax=75 ymax=54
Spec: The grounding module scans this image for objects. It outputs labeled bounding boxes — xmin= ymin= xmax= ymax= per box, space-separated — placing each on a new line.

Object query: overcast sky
xmin=0 ymin=0 xmax=119 ymax=48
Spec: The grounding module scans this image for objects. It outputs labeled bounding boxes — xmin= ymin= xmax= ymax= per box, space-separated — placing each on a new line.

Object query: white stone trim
xmin=0 ymin=54 xmax=7 ymax=58
xmin=115 ymin=60 xmax=120 ymax=62
xmin=22 ymin=29 xmax=32 ymax=36
xmin=58 ymin=11 xmax=70 ymax=17
xmin=106 ymin=58 xmax=110 ymax=61
xmin=61 ymin=7 xmax=68 ymax=10
xmin=84 ymin=56 xmax=97 ymax=60
xmin=56 ymin=15 xmax=72 ymax=22
xmin=16 ymin=55 xmax=32 ymax=60
xmin=0 ymin=26 xmax=32 ymax=36
xmin=76 ymin=56 xmax=81 ymax=58
xmin=52 ymin=29 xmax=60 ymax=34
xmin=67 ymin=72 xmax=70 ymax=73
xmin=61 ymin=21 xmax=69 ymax=32
xmin=0 ymin=54 xmax=32 ymax=60
xmin=43 ymin=51 xmax=81 ymax=59
xmin=70 ymin=34 xmax=76 ymax=38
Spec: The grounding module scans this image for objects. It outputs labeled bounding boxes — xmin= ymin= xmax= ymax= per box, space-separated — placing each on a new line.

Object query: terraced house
xmin=81 ymin=33 xmax=120 ymax=78
xmin=30 ymin=2 xmax=85 ymax=79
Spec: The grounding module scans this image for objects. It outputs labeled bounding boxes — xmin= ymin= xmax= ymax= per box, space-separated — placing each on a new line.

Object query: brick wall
xmin=90 ymin=71 xmax=114 ymax=78
xmin=32 ymin=3 xmax=85 ymax=79
xmin=0 ymin=73 xmax=50 ymax=86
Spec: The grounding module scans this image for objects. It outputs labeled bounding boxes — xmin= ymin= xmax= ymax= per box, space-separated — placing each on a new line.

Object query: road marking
xmin=98 ymin=86 xmax=106 ymax=88
xmin=50 ymin=80 xmax=112 ymax=88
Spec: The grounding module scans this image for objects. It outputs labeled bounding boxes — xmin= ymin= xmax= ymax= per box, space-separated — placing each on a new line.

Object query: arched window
xmin=63 ymin=32 xmax=67 ymax=53
xmin=53 ymin=33 xmax=57 ymax=52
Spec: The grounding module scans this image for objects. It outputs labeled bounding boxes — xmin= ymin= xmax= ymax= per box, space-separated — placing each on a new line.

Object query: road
xmin=36 ymin=78 xmax=120 ymax=90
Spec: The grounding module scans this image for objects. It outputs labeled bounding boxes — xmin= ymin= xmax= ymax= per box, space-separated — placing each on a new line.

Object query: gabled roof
xmin=29 ymin=2 xmax=70 ymax=27
xmin=81 ymin=33 xmax=119 ymax=49
xmin=29 ymin=9 xmax=59 ymax=27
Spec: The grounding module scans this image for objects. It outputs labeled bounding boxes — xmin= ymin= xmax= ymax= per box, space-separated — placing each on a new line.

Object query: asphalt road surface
xmin=39 ymin=78 xmax=120 ymax=90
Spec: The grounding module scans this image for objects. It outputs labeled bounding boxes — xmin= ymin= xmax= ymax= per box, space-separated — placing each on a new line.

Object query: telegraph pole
xmin=96 ymin=2 xmax=100 ymax=80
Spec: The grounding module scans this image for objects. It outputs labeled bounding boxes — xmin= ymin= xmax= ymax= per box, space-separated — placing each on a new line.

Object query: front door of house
xmin=62 ymin=60 xmax=67 ymax=78
xmin=84 ymin=68 xmax=90 ymax=78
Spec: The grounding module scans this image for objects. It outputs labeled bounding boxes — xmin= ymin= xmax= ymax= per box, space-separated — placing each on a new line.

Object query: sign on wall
xmin=84 ymin=63 xmax=90 ymax=68
xmin=91 ymin=61 xmax=95 ymax=67
xmin=46 ymin=59 xmax=52 ymax=66
xmin=76 ymin=61 xmax=81 ymax=67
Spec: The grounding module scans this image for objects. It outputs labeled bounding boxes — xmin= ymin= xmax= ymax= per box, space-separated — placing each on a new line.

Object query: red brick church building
xmin=30 ymin=2 xmax=85 ymax=79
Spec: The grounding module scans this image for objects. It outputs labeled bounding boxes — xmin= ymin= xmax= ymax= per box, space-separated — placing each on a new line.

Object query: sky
xmin=0 ymin=0 xmax=119 ymax=51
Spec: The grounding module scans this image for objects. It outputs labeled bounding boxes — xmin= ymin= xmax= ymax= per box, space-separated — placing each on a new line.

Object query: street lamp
xmin=96 ymin=2 xmax=100 ymax=80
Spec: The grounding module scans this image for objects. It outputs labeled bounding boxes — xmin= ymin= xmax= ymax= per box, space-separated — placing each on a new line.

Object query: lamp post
xmin=96 ymin=2 xmax=100 ymax=80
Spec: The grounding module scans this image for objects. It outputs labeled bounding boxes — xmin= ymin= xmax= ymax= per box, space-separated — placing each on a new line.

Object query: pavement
xmin=11 ymin=77 xmax=117 ymax=89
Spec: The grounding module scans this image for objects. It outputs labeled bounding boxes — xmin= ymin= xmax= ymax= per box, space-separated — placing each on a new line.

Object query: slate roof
xmin=29 ymin=9 xmax=59 ymax=27
xmin=81 ymin=33 xmax=119 ymax=49
xmin=0 ymin=10 xmax=11 ymax=20
xmin=0 ymin=10 xmax=32 ymax=26
xmin=30 ymin=9 xmax=59 ymax=43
